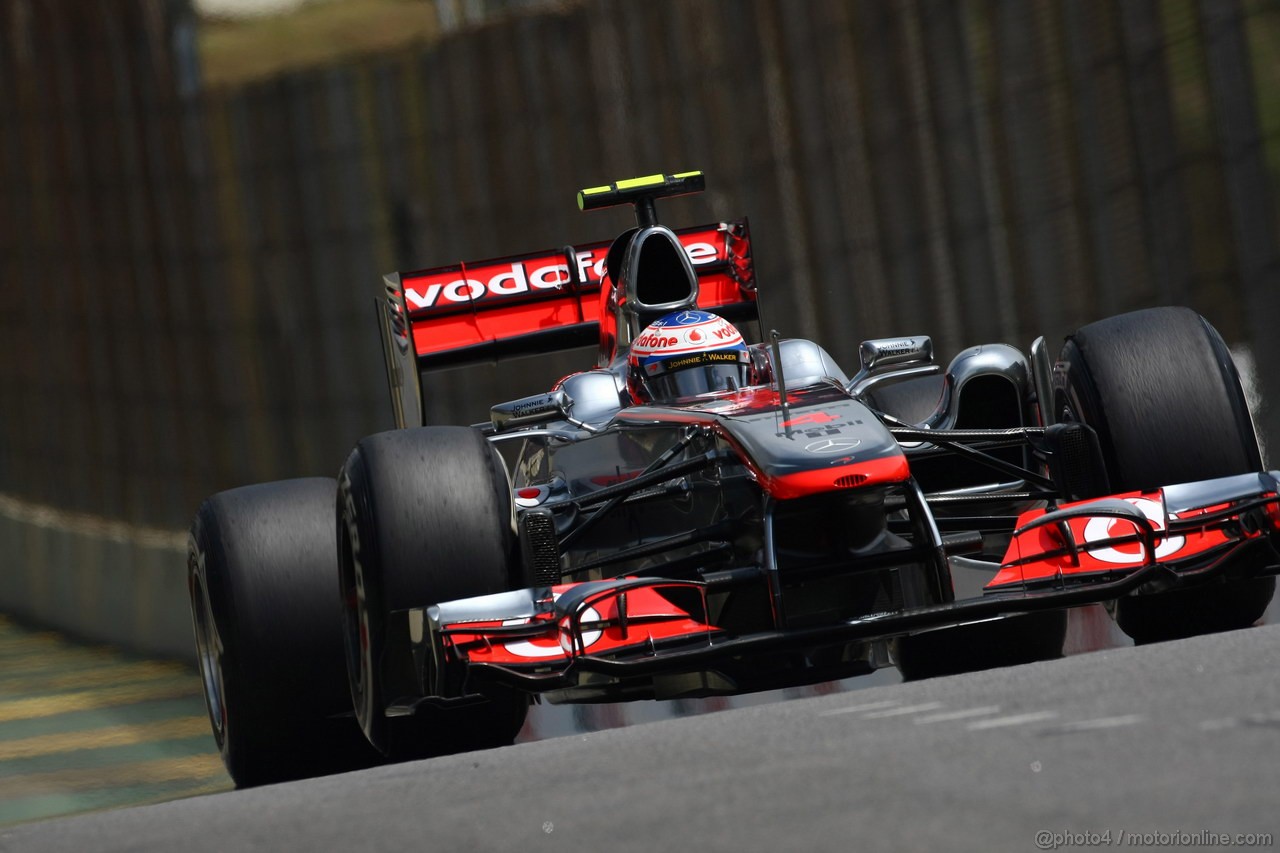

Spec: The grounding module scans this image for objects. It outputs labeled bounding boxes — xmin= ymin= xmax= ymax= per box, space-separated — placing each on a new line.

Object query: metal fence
xmin=4 ymin=0 xmax=1280 ymax=539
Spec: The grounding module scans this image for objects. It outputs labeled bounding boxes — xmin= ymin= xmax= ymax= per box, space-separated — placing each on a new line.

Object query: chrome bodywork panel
xmin=926 ymin=344 xmax=1034 ymax=430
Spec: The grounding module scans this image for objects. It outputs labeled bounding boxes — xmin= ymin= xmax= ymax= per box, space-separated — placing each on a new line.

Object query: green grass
xmin=199 ymin=0 xmax=444 ymax=88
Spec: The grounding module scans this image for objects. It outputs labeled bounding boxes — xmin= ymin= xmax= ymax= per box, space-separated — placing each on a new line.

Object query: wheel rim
xmin=339 ymin=521 xmax=373 ymax=727
xmin=189 ymin=568 xmax=226 ymax=741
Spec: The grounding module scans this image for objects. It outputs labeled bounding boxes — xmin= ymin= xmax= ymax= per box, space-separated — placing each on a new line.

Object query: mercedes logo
xmin=804 ymin=438 xmax=862 ymax=454
xmin=675 ymin=310 xmax=704 ymax=324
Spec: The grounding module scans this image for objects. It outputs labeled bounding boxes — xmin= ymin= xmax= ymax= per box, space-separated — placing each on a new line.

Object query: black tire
xmin=338 ymin=426 xmax=529 ymax=759
xmin=188 ymin=478 xmax=383 ymax=787
xmin=1054 ymin=306 xmax=1274 ymax=643
xmin=895 ymin=610 xmax=1069 ymax=681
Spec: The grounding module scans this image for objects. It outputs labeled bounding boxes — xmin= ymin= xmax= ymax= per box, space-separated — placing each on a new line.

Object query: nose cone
xmin=715 ymin=393 xmax=908 ymax=499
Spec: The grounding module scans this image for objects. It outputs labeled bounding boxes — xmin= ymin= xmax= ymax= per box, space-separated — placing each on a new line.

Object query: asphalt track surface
xmin=6 ymin=620 xmax=1278 ymax=853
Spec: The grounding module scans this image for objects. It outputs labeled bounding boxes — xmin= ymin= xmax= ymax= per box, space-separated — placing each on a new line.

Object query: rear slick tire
xmin=189 ymin=478 xmax=382 ymax=787
xmin=1054 ymin=306 xmax=1275 ymax=644
xmin=338 ymin=426 xmax=529 ymax=760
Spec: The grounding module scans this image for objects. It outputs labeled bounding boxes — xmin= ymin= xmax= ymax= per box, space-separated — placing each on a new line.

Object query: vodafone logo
xmin=1081 ymin=497 xmax=1185 ymax=564
xmin=404 ymin=258 xmax=588 ymax=313
xmin=404 ymin=241 xmax=720 ymax=315
xmin=501 ymin=602 xmax=603 ymax=659
xmin=632 ymin=313 xmax=743 ymax=357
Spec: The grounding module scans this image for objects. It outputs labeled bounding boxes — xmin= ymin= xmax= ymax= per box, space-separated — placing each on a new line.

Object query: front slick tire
xmin=338 ymin=426 xmax=529 ymax=761
xmin=189 ymin=478 xmax=382 ymax=787
xmin=1056 ymin=306 xmax=1274 ymax=644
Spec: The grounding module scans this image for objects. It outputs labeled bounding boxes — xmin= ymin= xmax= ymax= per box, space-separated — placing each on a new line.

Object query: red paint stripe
xmin=763 ymin=454 xmax=910 ymax=500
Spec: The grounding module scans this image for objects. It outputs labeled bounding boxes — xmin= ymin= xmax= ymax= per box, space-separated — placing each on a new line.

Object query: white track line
xmin=860 ymin=702 xmax=945 ymax=719
xmin=966 ymin=711 xmax=1058 ymax=730
xmin=1045 ymin=714 xmax=1144 ymax=733
xmin=914 ymin=706 xmax=1002 ymax=725
xmin=818 ymin=700 xmax=900 ymax=718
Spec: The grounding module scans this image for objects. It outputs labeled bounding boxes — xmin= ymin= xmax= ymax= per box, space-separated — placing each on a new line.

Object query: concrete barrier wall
xmin=0 ymin=495 xmax=192 ymax=662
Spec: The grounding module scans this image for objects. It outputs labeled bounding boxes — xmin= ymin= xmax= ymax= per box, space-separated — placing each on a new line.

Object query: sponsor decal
xmin=405 ymin=259 xmax=583 ymax=313
xmin=514 ymin=486 xmax=549 ymax=508
xmin=404 ymin=238 xmax=722 ymax=315
xmin=782 ymin=410 xmax=840 ymax=428
xmin=656 ymin=351 xmax=740 ymax=373
xmin=804 ymin=438 xmax=863 ymax=454
xmin=509 ymin=395 xmax=559 ymax=417
xmin=632 ymin=313 xmax=744 ymax=357
xmin=502 ymin=600 xmax=603 ymax=659
xmin=1080 ymin=497 xmax=1185 ymax=563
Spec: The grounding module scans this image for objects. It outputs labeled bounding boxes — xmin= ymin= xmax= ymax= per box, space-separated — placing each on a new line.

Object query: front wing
xmin=407 ymin=472 xmax=1280 ymax=700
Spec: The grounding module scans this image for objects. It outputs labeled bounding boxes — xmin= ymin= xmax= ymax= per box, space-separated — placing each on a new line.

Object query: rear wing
xmin=378 ymin=219 xmax=757 ymax=428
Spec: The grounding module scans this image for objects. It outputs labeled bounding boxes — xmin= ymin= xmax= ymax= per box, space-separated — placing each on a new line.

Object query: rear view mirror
xmin=847 ymin=336 xmax=938 ymax=396
xmin=858 ymin=336 xmax=933 ymax=372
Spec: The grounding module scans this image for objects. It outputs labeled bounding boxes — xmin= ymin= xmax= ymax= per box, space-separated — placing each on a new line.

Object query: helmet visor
xmin=642 ymin=350 xmax=751 ymax=401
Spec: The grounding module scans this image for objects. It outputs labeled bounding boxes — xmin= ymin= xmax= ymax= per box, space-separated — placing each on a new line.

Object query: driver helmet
xmin=627 ymin=310 xmax=752 ymax=403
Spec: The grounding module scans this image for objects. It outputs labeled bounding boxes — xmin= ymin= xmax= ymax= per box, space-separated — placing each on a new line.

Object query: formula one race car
xmin=188 ymin=172 xmax=1280 ymax=787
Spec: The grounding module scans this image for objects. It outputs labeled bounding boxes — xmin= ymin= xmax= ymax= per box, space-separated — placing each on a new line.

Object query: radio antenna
xmin=770 ymin=329 xmax=789 ymax=415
